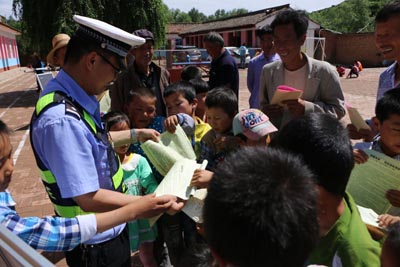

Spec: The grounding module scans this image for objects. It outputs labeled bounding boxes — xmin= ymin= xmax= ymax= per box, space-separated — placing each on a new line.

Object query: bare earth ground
xmin=0 ymin=66 xmax=383 ymax=266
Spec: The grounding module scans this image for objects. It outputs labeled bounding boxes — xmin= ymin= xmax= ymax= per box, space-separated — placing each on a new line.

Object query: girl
xmin=103 ymin=111 xmax=158 ymax=267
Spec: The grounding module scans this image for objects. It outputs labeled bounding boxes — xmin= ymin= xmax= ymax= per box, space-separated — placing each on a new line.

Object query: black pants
xmin=65 ymin=226 xmax=130 ymax=267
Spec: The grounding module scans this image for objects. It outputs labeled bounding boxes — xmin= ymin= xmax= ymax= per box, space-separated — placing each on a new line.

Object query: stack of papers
xmin=149 ymin=159 xmax=208 ymax=225
xmin=141 ymin=124 xmax=196 ymax=176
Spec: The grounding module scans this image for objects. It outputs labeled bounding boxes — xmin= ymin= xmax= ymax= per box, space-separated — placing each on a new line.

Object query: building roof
xmin=167 ymin=23 xmax=201 ymax=34
xmin=0 ymin=21 xmax=21 ymax=35
xmin=180 ymin=4 xmax=290 ymax=35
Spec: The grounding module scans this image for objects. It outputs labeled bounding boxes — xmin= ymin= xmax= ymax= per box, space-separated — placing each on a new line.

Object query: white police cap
xmin=73 ymin=15 xmax=145 ymax=58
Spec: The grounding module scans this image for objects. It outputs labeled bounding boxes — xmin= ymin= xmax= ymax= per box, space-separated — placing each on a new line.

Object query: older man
xmin=259 ymin=10 xmax=345 ymax=129
xmin=204 ymin=32 xmax=239 ymax=97
xmin=111 ymin=29 xmax=170 ymax=116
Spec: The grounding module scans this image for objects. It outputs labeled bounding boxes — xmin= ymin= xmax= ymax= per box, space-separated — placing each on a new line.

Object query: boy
xmin=0 ymin=119 xmax=175 ymax=252
xmin=272 ymin=113 xmax=381 ymax=267
xmin=163 ymin=81 xmax=211 ymax=159
xmin=190 ymin=108 xmax=277 ymax=189
xmin=198 ymin=87 xmax=239 ymax=170
xmin=354 ymin=89 xmax=400 ymax=227
xmin=232 ymin=108 xmax=278 ymax=146
xmin=203 ymin=147 xmax=319 ymax=267
xmin=189 ymin=78 xmax=209 ymax=122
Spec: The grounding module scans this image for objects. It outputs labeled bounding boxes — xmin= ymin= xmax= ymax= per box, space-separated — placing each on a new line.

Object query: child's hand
xmin=353 ymin=149 xmax=369 ymax=164
xmin=190 ymin=169 xmax=213 ymax=188
xmin=346 ymin=123 xmax=375 ymax=142
xmin=378 ymin=213 xmax=400 ymax=228
xmin=164 ymin=115 xmax=178 ymax=133
xmin=386 ymin=189 xmax=400 ymax=207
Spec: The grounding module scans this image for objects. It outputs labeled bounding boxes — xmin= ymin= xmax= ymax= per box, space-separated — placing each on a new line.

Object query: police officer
xmin=30 ymin=15 xmax=182 ymax=267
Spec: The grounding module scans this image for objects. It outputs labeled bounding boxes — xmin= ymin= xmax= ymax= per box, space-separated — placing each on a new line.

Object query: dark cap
xmin=133 ymin=29 xmax=154 ymax=42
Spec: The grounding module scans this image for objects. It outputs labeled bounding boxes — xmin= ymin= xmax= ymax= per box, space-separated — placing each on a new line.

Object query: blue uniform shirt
xmin=31 ymin=70 xmax=124 ymax=244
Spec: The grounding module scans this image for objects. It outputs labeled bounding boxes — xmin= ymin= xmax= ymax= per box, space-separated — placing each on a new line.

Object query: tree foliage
xmin=309 ymin=0 xmax=392 ymax=33
xmin=12 ymin=0 xmax=167 ymax=57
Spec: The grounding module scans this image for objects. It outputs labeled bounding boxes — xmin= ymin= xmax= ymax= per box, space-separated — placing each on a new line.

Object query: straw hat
xmin=46 ymin=33 xmax=70 ymax=66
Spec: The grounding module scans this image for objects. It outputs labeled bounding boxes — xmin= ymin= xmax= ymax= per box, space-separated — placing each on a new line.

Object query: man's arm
xmin=247 ymin=60 xmax=255 ymax=93
xmin=304 ymin=64 xmax=346 ymax=119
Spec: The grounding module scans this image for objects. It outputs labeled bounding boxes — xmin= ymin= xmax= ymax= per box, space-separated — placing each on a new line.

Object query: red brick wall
xmin=319 ymin=31 xmax=384 ymax=67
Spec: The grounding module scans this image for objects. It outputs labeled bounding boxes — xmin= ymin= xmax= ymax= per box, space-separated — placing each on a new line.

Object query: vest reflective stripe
xmin=33 ymin=92 xmax=125 ymax=218
xmin=35 ymin=92 xmax=57 ymax=114
xmin=53 ymin=203 xmax=92 ymax=217
xmin=83 ymin=110 xmax=96 ymax=133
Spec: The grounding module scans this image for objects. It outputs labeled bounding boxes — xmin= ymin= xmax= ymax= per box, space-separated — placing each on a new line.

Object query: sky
xmin=0 ymin=0 xmax=345 ymax=18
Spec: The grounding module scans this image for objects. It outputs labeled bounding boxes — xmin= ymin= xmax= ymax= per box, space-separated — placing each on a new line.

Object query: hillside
xmin=309 ymin=0 xmax=392 ymax=33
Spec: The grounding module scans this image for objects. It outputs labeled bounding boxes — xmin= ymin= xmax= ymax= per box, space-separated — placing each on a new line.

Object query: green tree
xmin=188 ymin=8 xmax=207 ymax=22
xmin=309 ymin=0 xmax=392 ymax=33
xmin=12 ymin=0 xmax=167 ymax=58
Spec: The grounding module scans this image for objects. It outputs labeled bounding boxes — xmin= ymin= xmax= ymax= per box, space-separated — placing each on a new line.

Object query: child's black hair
xmin=376 ymin=88 xmax=400 ymax=122
xmin=163 ymin=81 xmax=196 ymax=104
xmin=102 ymin=111 xmax=130 ymax=131
xmin=181 ymin=65 xmax=202 ymax=81
xmin=205 ymin=87 xmax=238 ymax=117
xmin=189 ymin=78 xmax=209 ymax=95
xmin=126 ymin=87 xmax=156 ymax=104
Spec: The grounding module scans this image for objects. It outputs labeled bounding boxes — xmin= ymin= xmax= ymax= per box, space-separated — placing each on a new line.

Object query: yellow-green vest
xmin=30 ymin=91 xmax=125 ymax=218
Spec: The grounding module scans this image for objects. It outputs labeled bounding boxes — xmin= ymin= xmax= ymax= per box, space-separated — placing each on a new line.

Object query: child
xmin=190 ymin=109 xmax=277 ymax=189
xmin=203 ymin=147 xmax=320 ymax=267
xmin=381 ymin=221 xmax=400 ymax=267
xmin=163 ymin=81 xmax=211 ymax=249
xmin=189 ymin=78 xmax=209 ymax=122
xmin=124 ymin=87 xmax=195 ymax=182
xmin=0 ymin=119 xmax=174 ymax=252
xmin=181 ymin=65 xmax=202 ymax=81
xmin=103 ymin=111 xmax=158 ymax=267
xmin=232 ymin=108 xmax=278 ymax=146
xmin=354 ymin=89 xmax=400 ymax=227
xmin=198 ymin=87 xmax=239 ymax=170
xmin=124 ymin=87 xmax=193 ymax=266
xmin=273 ymin=113 xmax=381 ymax=267
xmin=163 ymin=81 xmax=211 ymax=159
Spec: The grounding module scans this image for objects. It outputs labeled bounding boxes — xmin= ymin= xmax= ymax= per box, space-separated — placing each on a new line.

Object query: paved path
xmin=0 ymin=66 xmax=383 ymax=266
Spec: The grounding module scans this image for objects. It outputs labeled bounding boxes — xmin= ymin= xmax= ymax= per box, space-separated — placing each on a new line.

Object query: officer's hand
xmin=134 ymin=194 xmax=175 ymax=219
xmin=135 ymin=128 xmax=160 ymax=143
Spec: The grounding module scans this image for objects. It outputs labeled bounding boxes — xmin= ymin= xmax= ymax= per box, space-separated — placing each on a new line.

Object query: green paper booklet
xmin=347 ymin=149 xmax=400 ymax=216
xmin=149 ymin=158 xmax=208 ymax=226
xmin=141 ymin=124 xmax=196 ymax=176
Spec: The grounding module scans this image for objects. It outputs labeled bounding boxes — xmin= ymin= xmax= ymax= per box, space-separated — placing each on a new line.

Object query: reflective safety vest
xmin=30 ymin=91 xmax=125 ymax=218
